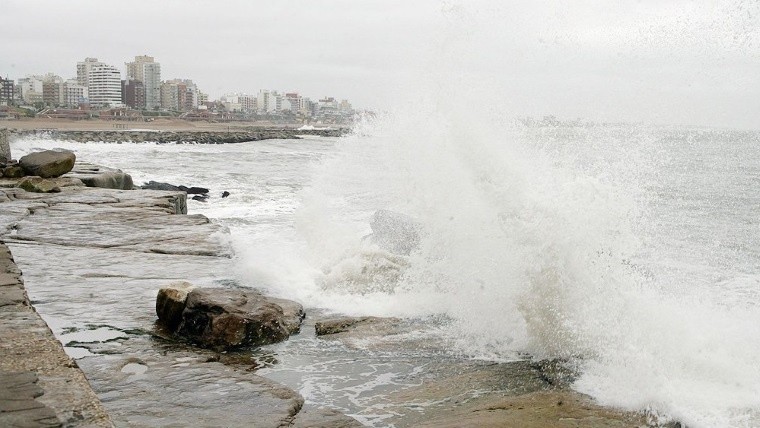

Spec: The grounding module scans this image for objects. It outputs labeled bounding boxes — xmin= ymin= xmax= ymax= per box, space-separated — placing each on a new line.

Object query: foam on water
xmin=292 ymin=112 xmax=760 ymax=427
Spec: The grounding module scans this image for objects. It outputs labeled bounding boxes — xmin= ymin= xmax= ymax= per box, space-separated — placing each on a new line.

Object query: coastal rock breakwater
xmin=10 ymin=127 xmax=348 ymax=144
xmin=0 ymin=167 xmax=360 ymax=427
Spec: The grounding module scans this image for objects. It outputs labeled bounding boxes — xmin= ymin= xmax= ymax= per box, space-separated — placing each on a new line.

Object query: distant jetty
xmin=8 ymin=127 xmax=348 ymax=144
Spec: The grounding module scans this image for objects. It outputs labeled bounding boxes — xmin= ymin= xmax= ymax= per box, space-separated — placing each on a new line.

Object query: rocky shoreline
xmin=0 ymin=150 xmax=361 ymax=426
xmin=0 ymin=137 xmax=671 ymax=427
xmin=7 ymin=128 xmax=348 ymax=144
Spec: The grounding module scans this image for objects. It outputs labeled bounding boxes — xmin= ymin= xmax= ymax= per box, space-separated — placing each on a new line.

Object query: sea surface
xmin=12 ymin=122 xmax=760 ymax=427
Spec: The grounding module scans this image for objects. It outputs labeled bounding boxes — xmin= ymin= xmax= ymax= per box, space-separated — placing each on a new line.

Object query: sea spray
xmin=9 ymin=124 xmax=760 ymax=427
xmin=290 ymin=11 xmax=760 ymax=421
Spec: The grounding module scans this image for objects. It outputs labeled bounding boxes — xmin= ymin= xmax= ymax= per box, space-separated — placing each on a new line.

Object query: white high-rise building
xmin=126 ymin=55 xmax=161 ymax=110
xmin=88 ymin=63 xmax=122 ymax=107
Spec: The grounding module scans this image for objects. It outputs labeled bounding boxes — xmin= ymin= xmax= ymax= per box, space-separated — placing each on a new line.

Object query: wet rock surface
xmin=315 ymin=316 xmax=401 ymax=336
xmin=1 ymin=157 xmax=656 ymax=427
xmin=0 ymin=371 xmax=61 ymax=428
xmin=0 ymin=173 xmax=360 ymax=427
xmin=157 ymin=284 xmax=305 ymax=350
xmin=303 ymin=315 xmax=653 ymax=427
xmin=0 ymin=241 xmax=111 ymax=427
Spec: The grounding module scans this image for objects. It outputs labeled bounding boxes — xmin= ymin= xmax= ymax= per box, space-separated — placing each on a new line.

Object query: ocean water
xmin=11 ymin=123 xmax=760 ymax=427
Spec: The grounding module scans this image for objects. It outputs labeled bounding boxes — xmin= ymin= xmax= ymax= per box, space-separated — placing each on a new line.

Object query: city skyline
xmin=3 ymin=54 xmax=353 ymax=111
xmin=2 ymin=54 xmax=354 ymax=117
xmin=2 ymin=1 xmax=759 ymax=129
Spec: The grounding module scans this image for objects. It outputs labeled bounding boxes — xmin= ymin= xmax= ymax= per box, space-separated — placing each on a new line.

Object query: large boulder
xmin=179 ymin=186 xmax=209 ymax=195
xmin=19 ymin=150 xmax=76 ymax=178
xmin=78 ymin=171 xmax=134 ymax=190
xmin=156 ymin=284 xmax=305 ymax=350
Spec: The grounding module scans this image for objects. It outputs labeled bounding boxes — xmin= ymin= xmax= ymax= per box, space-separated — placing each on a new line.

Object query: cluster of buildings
xmin=218 ymin=91 xmax=354 ymax=122
xmin=0 ymin=55 xmax=355 ymax=123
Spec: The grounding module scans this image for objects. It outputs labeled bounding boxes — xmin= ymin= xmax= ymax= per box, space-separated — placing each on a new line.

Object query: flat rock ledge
xmin=0 ymin=241 xmax=112 ymax=427
xmin=315 ymin=316 xmax=401 ymax=336
xmin=157 ymin=282 xmax=305 ymax=351
xmin=0 ymin=168 xmax=361 ymax=427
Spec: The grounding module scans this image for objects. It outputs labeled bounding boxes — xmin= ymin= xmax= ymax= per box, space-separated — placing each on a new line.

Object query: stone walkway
xmin=0 ymin=241 xmax=112 ymax=427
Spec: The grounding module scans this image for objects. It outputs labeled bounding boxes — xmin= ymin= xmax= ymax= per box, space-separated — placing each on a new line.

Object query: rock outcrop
xmin=18 ymin=150 xmax=76 ymax=178
xmin=77 ymin=171 xmax=134 ymax=190
xmin=16 ymin=176 xmax=83 ymax=193
xmin=142 ymin=182 xmax=210 ymax=200
xmin=156 ymin=284 xmax=305 ymax=350
xmin=1 ymin=163 xmax=24 ymax=178
xmin=315 ymin=316 xmax=399 ymax=336
xmin=141 ymin=181 xmax=181 ymax=191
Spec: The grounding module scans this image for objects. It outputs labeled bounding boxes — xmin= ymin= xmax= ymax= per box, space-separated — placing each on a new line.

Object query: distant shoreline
xmin=1 ymin=117 xmax=349 ymax=133
xmin=2 ymin=117 xmax=349 ymax=143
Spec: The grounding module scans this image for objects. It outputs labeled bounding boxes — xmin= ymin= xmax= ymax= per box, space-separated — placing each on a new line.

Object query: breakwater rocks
xmin=11 ymin=128 xmax=348 ymax=144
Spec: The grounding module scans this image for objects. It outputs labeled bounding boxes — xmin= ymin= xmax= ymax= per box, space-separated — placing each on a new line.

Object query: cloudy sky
xmin=2 ymin=0 xmax=758 ymax=129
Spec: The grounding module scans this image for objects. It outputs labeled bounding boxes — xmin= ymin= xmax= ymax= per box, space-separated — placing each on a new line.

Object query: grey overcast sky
xmin=1 ymin=0 xmax=759 ymax=129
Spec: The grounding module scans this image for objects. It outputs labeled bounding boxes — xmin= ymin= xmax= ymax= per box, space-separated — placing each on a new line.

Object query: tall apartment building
xmin=160 ymin=81 xmax=179 ymax=111
xmin=88 ymin=63 xmax=122 ymax=107
xmin=0 ymin=77 xmax=16 ymax=105
xmin=126 ymin=55 xmax=161 ymax=110
xmin=121 ymin=79 xmax=144 ymax=109
xmin=76 ymin=58 xmax=122 ymax=107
